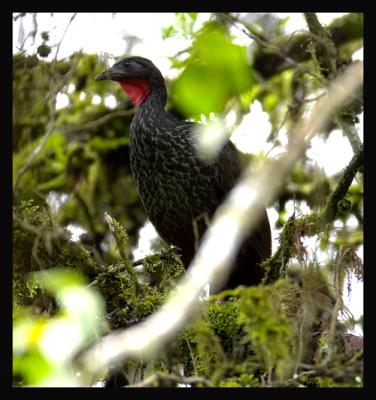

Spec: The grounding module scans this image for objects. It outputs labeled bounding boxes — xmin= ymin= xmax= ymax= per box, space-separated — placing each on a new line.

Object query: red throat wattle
xmin=120 ymin=79 xmax=150 ymax=105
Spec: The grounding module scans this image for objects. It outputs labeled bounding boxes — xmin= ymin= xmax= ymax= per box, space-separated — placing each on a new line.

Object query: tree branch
xmin=54 ymin=13 xmax=78 ymax=60
xmin=224 ymin=13 xmax=326 ymax=84
xmin=338 ymin=119 xmax=363 ymax=154
xmin=320 ymin=146 xmax=363 ymax=226
xmin=70 ymin=109 xmax=135 ymax=132
xmin=304 ymin=13 xmax=337 ymax=77
xmin=264 ymin=145 xmax=363 ymax=284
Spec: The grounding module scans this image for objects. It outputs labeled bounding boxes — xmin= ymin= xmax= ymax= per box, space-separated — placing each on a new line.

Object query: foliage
xmin=13 ymin=268 xmax=105 ymax=386
xmin=171 ymin=22 xmax=253 ymax=117
xmin=162 ymin=13 xmax=199 ymax=40
xmin=12 ymin=12 xmax=363 ymax=387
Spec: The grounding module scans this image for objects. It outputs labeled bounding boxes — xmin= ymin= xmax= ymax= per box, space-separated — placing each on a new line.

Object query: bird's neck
xmin=142 ymin=85 xmax=167 ymax=110
xmin=120 ymin=75 xmax=167 ymax=109
xmin=131 ymin=83 xmax=167 ymax=140
xmin=132 ymin=83 xmax=168 ymax=127
xmin=120 ymin=79 xmax=150 ymax=106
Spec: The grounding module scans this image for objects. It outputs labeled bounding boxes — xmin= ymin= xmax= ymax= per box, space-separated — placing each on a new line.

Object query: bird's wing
xmin=215 ymin=141 xmax=272 ymax=261
xmin=214 ymin=140 xmax=242 ymax=199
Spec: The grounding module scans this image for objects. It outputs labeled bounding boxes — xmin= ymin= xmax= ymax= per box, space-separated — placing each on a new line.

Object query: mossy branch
xmin=304 ymin=14 xmax=363 ymax=156
xmin=304 ymin=13 xmax=337 ymax=78
xmin=319 ymin=146 xmax=363 ymax=227
xmin=337 ymin=119 xmax=363 ymax=154
xmin=262 ymin=216 xmax=296 ymax=284
xmin=263 ymin=145 xmax=363 ymax=284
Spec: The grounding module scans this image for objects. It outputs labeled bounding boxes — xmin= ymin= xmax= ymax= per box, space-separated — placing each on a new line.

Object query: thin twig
xmin=26 ymin=52 xmax=81 ymax=117
xmin=54 ymin=13 xmax=78 ymax=60
xmin=184 ymin=333 xmax=199 ymax=377
xmin=322 ymin=248 xmax=346 ymax=364
xmin=68 ymin=109 xmax=135 ymax=132
xmin=73 ymin=192 xmax=102 ymax=256
xmin=223 ymin=13 xmax=326 ymax=84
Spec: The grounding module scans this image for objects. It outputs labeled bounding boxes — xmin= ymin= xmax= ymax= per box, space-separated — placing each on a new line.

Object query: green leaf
xmin=162 ymin=25 xmax=177 ymax=39
xmin=32 ymin=268 xmax=86 ymax=295
xmin=172 ymin=24 xmax=254 ymax=117
xmin=173 ymin=64 xmax=227 ymax=115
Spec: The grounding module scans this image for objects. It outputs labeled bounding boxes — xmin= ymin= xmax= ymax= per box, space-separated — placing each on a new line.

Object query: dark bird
xmin=95 ymin=56 xmax=271 ymax=291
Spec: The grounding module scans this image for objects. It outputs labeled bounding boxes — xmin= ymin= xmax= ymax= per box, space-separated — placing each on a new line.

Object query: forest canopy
xmin=12 ymin=12 xmax=363 ymax=388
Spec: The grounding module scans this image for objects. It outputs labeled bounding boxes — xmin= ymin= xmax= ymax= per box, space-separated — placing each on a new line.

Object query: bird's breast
xmin=129 ymin=125 xmax=219 ymax=239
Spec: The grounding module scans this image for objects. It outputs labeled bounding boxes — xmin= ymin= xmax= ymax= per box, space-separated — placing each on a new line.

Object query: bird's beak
xmin=95 ymin=65 xmax=125 ymax=82
xmin=94 ymin=71 xmax=108 ymax=81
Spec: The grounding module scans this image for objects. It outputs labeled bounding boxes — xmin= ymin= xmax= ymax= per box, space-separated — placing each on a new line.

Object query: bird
xmin=95 ymin=56 xmax=272 ymax=292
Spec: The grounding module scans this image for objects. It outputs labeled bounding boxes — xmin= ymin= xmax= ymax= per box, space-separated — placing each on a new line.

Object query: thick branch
xmin=338 ymin=119 xmax=363 ymax=154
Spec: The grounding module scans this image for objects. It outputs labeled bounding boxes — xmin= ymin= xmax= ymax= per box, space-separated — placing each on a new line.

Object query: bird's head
xmin=95 ymin=56 xmax=166 ymax=106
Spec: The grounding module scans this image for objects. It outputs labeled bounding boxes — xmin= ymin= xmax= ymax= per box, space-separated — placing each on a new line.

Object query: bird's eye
xmin=123 ymin=61 xmax=131 ymax=67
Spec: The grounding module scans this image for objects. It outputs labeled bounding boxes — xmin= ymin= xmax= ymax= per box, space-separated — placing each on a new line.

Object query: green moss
xmin=207 ymin=299 xmax=241 ymax=352
xmin=89 ymin=248 xmax=184 ymax=331
xmin=262 ymin=216 xmax=296 ymax=283
xmin=13 ymin=198 xmax=100 ymax=310
xmin=217 ymin=373 xmax=259 ymax=387
xmin=142 ymin=250 xmax=185 ymax=288
xmin=237 ymin=282 xmax=295 ymax=380
xmin=173 ymin=282 xmax=299 ymax=385
xmin=217 ymin=379 xmax=242 ymax=387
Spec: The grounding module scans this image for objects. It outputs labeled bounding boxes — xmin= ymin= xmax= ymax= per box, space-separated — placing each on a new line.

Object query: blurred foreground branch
xmin=76 ymin=61 xmax=363 ymax=385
